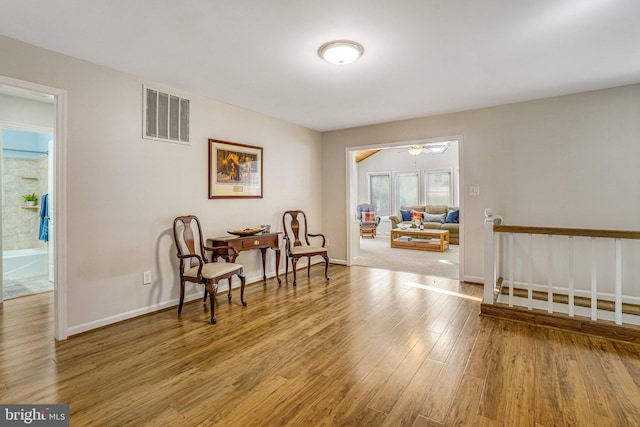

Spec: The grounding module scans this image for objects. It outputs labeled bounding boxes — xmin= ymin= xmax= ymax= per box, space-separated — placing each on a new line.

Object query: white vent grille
xmin=143 ymin=85 xmax=190 ymax=144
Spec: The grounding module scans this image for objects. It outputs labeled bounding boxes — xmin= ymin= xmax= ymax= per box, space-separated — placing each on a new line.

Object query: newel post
xmin=483 ymin=208 xmax=499 ymax=304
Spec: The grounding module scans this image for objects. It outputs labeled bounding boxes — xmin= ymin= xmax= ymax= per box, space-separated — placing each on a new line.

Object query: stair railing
xmin=483 ymin=209 xmax=640 ymax=326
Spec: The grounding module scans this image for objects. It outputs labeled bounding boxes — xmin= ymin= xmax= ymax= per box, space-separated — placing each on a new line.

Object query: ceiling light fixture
xmin=318 ymin=40 xmax=364 ymax=65
xmin=408 ymin=146 xmax=424 ymax=156
xmin=425 ymin=142 xmax=449 ymax=154
xmin=407 ymin=142 xmax=450 ymax=156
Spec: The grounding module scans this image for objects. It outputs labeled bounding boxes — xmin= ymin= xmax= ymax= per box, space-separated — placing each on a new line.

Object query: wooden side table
xmin=207 ymin=232 xmax=281 ymax=284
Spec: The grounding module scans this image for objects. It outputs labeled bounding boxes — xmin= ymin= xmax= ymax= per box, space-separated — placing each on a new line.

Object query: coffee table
xmin=390 ymin=228 xmax=450 ymax=252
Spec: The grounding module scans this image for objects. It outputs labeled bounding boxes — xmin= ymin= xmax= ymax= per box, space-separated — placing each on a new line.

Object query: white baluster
xmin=568 ymin=236 xmax=574 ymax=317
xmin=508 ymin=233 xmax=514 ymax=307
xmin=527 ymin=234 xmax=533 ymax=310
xmin=483 ymin=212 xmax=496 ymax=304
xmin=615 ymin=238 xmax=622 ymax=325
xmin=591 ymin=237 xmax=597 ymax=321
xmin=547 ymin=234 xmax=553 ymax=313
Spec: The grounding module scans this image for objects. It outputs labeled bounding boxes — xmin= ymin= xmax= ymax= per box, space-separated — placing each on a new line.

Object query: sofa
xmin=389 ymin=205 xmax=460 ymax=244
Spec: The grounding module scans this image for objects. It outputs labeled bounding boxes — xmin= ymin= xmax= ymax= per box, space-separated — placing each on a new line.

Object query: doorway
xmin=1 ymin=128 xmax=54 ymax=299
xmin=0 ymin=75 xmax=68 ymax=340
xmin=346 ymin=137 xmax=464 ymax=280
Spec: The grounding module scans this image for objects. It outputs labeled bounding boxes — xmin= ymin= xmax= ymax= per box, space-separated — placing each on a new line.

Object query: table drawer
xmin=242 ymin=238 xmax=269 ymax=249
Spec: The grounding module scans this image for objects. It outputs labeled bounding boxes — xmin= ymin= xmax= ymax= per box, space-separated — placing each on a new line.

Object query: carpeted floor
xmin=353 ymin=234 xmax=459 ymax=279
xmin=2 ymin=275 xmax=53 ymax=300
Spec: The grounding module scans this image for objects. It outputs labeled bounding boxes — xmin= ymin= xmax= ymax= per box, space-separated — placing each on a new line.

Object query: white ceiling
xmin=1 ymin=0 xmax=639 ymax=131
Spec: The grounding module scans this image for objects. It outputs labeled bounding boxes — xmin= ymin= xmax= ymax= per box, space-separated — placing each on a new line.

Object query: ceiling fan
xmin=405 ymin=141 xmax=450 ymax=156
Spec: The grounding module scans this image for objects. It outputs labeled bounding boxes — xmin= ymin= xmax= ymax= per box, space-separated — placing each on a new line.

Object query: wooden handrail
xmin=494 ymin=225 xmax=640 ymax=240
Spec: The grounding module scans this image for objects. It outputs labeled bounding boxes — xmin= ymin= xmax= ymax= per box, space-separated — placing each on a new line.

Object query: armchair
xmin=173 ymin=215 xmax=246 ymax=324
xmin=356 ymin=203 xmax=381 ymax=238
xmin=282 ymin=210 xmax=330 ymax=287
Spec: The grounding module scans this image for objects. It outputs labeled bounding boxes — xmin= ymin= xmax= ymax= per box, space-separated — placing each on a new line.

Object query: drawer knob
xmin=254 ymin=240 xmax=259 ymax=245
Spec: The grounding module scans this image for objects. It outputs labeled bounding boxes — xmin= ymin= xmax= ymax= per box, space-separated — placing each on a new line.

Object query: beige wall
xmin=0 ymin=94 xmax=54 ymax=127
xmin=3 ymin=33 xmax=640 ymax=332
xmin=322 ymin=84 xmax=640 ymax=282
xmin=0 ymin=36 xmax=322 ymax=334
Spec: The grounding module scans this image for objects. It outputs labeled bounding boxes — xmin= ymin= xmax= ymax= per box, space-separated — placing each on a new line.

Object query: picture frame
xmin=209 ymin=139 xmax=263 ymax=199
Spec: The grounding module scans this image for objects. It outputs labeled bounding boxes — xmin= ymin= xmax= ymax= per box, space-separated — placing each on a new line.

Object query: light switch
xmin=470 ymin=186 xmax=480 ymax=196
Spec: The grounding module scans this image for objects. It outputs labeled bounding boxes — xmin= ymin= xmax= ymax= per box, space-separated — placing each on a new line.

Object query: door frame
xmin=0 ymin=75 xmax=68 ymax=340
xmin=345 ymin=135 xmax=464 ymax=280
xmin=0 ymin=121 xmax=54 ymax=303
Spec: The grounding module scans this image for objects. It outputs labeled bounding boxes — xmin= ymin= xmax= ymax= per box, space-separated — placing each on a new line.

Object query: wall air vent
xmin=143 ymin=85 xmax=190 ymax=144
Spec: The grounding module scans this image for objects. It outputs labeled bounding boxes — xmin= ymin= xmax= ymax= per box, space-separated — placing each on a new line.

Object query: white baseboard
xmin=66 ymin=263 xmax=342 ymax=336
xmin=463 ymin=275 xmax=483 ymax=284
xmin=66 ymin=270 xmax=277 ymax=336
xmin=66 ymin=295 xmax=198 ymax=336
xmin=67 ymin=261 xmax=455 ymax=336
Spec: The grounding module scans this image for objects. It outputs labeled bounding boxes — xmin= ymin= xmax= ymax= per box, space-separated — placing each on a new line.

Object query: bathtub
xmin=3 ymin=248 xmax=48 ymax=281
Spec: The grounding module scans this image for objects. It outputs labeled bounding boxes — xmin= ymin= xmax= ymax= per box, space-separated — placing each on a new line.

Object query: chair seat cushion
xmin=184 ymin=262 xmax=242 ymax=280
xmin=291 ymin=246 xmax=327 ymax=255
xmin=360 ymin=221 xmax=378 ymax=226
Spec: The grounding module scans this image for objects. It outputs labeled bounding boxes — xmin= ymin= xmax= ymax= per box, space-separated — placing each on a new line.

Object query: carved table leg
xmin=240 ymin=273 xmax=247 ymax=306
xmin=274 ymin=248 xmax=281 ymax=284
xmin=260 ymin=247 xmax=267 ymax=281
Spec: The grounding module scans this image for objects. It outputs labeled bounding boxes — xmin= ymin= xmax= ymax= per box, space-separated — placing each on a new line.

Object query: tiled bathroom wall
xmin=2 ymin=156 xmax=48 ymax=251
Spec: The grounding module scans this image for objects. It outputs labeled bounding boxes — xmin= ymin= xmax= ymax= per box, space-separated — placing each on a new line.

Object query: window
xmin=423 ymin=170 xmax=452 ymax=205
xmin=394 ymin=171 xmax=419 ymax=209
xmin=368 ymin=172 xmax=390 ymax=216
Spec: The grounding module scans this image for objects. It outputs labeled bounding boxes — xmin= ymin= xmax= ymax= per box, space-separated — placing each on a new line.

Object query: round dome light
xmin=318 ymin=40 xmax=364 ymax=65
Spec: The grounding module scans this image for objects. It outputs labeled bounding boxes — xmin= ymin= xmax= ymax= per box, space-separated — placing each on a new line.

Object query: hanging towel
xmin=39 ymin=193 xmax=49 ymax=242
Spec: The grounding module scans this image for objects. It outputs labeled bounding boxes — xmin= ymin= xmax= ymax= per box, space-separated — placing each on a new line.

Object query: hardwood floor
xmin=1 ymin=265 xmax=640 ymax=426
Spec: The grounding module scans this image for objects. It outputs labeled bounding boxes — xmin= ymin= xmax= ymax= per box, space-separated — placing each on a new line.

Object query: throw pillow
xmin=423 ymin=213 xmax=446 ymax=223
xmin=400 ymin=209 xmax=412 ymax=221
xmin=445 ymin=210 xmax=459 ymax=223
xmin=362 ymin=211 xmax=377 ymax=222
xmin=411 ymin=210 xmax=424 ymax=222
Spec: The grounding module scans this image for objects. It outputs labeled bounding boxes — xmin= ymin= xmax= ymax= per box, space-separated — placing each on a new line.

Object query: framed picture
xmin=209 ymin=139 xmax=263 ymax=199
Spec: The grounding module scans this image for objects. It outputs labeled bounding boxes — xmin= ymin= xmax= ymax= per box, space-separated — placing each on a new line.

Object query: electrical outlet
xmin=143 ymin=270 xmax=152 ymax=285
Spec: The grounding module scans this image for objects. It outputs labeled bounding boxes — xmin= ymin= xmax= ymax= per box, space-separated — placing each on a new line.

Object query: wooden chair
xmin=173 ymin=215 xmax=246 ymax=324
xmin=282 ymin=210 xmax=330 ymax=286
